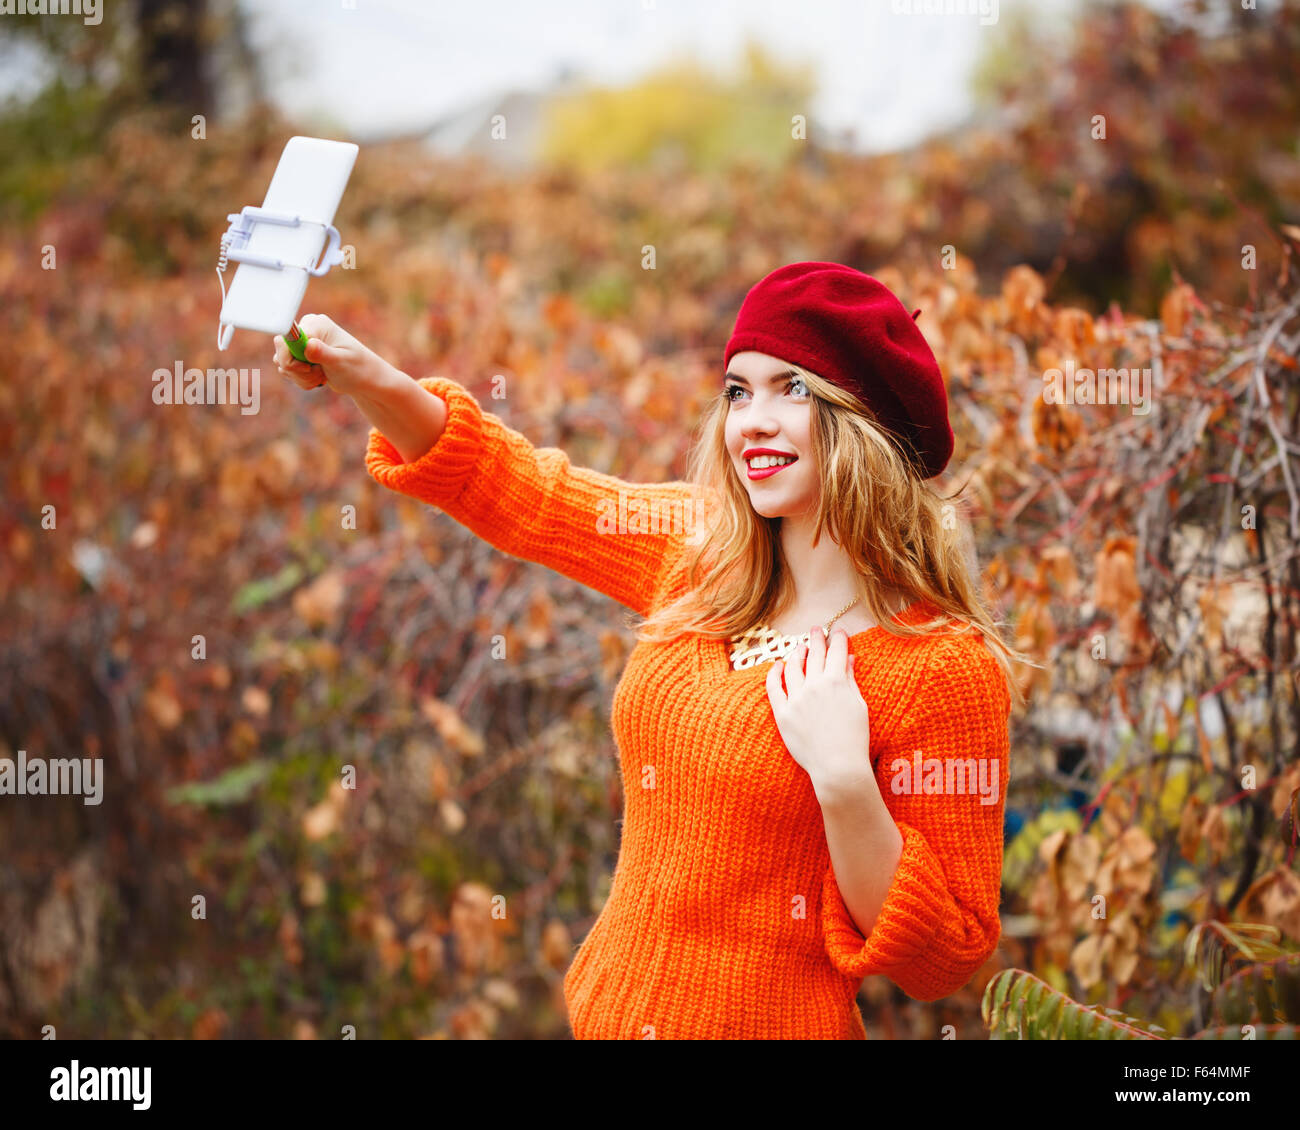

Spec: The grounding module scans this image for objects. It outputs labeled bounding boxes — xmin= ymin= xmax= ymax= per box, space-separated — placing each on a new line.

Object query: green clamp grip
xmin=284 ymin=322 xmax=312 ymax=364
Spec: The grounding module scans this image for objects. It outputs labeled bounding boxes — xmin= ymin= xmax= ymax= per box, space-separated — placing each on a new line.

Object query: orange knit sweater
xmin=365 ymin=376 xmax=1012 ymax=1040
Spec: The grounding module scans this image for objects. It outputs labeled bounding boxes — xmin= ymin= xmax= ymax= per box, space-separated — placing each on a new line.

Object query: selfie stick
xmin=214 ymin=136 xmax=359 ymax=363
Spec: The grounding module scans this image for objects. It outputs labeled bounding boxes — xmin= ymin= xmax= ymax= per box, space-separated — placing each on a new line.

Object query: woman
xmin=274 ymin=261 xmax=1024 ymax=1040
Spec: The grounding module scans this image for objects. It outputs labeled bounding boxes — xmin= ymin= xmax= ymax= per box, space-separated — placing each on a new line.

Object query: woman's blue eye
xmin=725 ymin=379 xmax=807 ymax=402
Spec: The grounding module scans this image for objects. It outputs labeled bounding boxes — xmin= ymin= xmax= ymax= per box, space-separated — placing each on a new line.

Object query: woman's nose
xmin=743 ymin=418 xmax=781 ymax=442
xmin=741 ymin=402 xmax=781 ymax=438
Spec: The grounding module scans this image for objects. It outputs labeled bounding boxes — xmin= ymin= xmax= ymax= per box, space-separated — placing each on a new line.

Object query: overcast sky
xmin=1 ymin=0 xmax=1201 ymax=154
xmin=253 ymin=0 xmax=1066 ymax=151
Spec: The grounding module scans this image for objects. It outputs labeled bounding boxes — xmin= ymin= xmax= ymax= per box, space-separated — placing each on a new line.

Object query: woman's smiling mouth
xmin=746 ymin=453 xmax=798 ymax=480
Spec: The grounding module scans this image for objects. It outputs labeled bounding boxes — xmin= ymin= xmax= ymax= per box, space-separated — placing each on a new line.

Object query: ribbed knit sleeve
xmin=820 ymin=633 xmax=1010 ymax=1000
xmin=364 ymin=375 xmax=705 ymax=618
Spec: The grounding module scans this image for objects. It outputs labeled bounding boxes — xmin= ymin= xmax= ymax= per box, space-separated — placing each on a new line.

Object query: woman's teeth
xmin=747 ymin=455 xmax=796 ymax=469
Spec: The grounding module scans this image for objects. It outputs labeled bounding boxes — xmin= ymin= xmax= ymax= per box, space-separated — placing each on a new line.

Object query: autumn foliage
xmin=1 ymin=0 xmax=1298 ymax=1039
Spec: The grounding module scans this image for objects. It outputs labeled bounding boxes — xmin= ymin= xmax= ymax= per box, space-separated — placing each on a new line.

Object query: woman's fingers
xmin=303 ymin=335 xmax=343 ymax=368
xmin=766 ymin=656 xmax=787 ymax=706
xmin=273 ymin=335 xmax=324 ymax=389
xmin=289 ymin=314 xmax=372 ymax=395
xmin=785 ymin=629 xmax=850 ymax=696
xmin=824 ymin=628 xmax=848 ymax=676
xmin=274 ymin=335 xmax=314 ymax=372
xmin=297 ymin=312 xmax=334 ymax=341
xmin=785 ymin=641 xmax=806 ymax=694
xmin=806 ymin=623 xmax=828 ymax=676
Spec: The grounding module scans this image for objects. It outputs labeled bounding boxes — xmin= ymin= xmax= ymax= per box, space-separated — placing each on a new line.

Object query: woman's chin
xmin=745 ymin=494 xmax=799 ymax=519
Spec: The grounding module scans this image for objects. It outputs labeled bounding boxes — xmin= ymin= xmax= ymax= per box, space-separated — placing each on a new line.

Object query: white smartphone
xmin=218 ymin=136 xmax=359 ymax=344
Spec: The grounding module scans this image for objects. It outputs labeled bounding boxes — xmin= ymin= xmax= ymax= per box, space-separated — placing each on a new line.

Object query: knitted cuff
xmin=821 ymin=818 xmax=950 ymax=983
xmin=364 ymin=376 xmax=484 ymax=509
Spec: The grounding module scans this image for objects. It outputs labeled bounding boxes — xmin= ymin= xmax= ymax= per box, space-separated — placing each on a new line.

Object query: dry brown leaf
xmin=1061 ymin=833 xmax=1101 ymax=901
xmin=255 ymin=439 xmax=301 ymax=501
xmin=439 ymin=797 xmax=466 ymax=834
xmin=1038 ymin=545 xmax=1079 ymax=598
xmin=1160 ymin=282 xmax=1197 ymax=337
xmin=429 ymin=757 xmax=452 ymax=801
xmin=1002 ymin=264 xmax=1045 ymax=318
xmin=292 ymin=569 xmax=345 ymax=629
xmin=1178 ymin=795 xmax=1205 ymax=862
xmin=1200 ymin=805 xmax=1229 ymax=864
xmin=1240 ymin=866 xmax=1300 ymax=943
xmin=448 ymin=998 xmax=496 ymax=1039
xmin=482 ymin=978 xmax=520 ymax=1011
xmin=420 ymin=696 xmax=486 ymax=758
xmin=192 ymin=1007 xmax=228 ymax=1040
xmin=300 ymin=803 xmax=335 ymax=840
xmin=1109 ymin=911 xmax=1141 ymax=985
xmin=241 ymin=685 xmax=270 ymax=718
xmin=1111 ymin=826 xmax=1157 ymax=894
xmin=129 ymin=521 xmax=158 ymax=549
xmin=1099 ymin=787 xmax=1130 ymax=839
xmin=542 ymin=293 xmax=578 ymax=336
xmin=1013 ymin=593 xmax=1057 ymax=657
xmin=378 ymin=934 xmax=406 ymax=975
xmin=1094 ymin=535 xmax=1140 ymax=616
xmin=450 ymin=882 xmax=504 ymax=974
xmin=300 ymin=872 xmax=327 ymax=907
xmin=1053 ymin=307 xmax=1096 ymax=351
xmin=144 ymin=674 xmax=183 ymax=730
xmin=1038 ymin=827 xmax=1070 ymax=870
xmin=408 ymin=929 xmax=444 ymax=985
xmin=278 ymin=910 xmax=303 ymax=966
xmin=1198 ymin=580 xmax=1229 ymax=651
xmin=1271 ymin=763 xmax=1300 ymax=821
xmin=541 ymin=919 xmax=572 ymax=970
xmin=1070 ymin=932 xmax=1104 ymax=989
xmin=595 ymin=324 xmax=644 ymax=377
xmin=1031 ymin=396 xmax=1085 ymax=456
xmin=523 ymin=588 xmax=555 ymax=649
xmin=8 ymin=526 xmax=32 ymax=562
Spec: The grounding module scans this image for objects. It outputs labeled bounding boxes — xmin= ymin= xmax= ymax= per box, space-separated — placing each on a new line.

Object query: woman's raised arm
xmin=274 ymin=314 xmax=707 ymax=616
xmin=363 ymin=375 xmax=705 ymax=618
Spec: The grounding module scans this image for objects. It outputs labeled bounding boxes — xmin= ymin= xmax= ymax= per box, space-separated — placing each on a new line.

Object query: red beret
xmin=723 ymin=261 xmax=954 ymax=478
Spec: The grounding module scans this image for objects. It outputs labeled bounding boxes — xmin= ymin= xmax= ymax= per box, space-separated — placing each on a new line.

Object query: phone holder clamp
xmin=216 ymin=205 xmax=345 ymax=349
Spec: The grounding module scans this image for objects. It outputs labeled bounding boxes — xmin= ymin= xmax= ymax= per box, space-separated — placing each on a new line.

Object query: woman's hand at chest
xmin=765 ymin=627 xmax=875 ymax=799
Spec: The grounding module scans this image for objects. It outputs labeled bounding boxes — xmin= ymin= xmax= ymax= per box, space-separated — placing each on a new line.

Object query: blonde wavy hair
xmin=634 ymin=362 xmax=1032 ymax=708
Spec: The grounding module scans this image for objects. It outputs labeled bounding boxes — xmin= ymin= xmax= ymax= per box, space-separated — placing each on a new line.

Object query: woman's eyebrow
xmin=723 ymin=370 xmax=797 ymax=385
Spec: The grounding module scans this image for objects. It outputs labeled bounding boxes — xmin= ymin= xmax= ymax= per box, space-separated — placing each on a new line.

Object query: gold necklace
xmin=726 ymin=596 xmax=860 ymax=672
